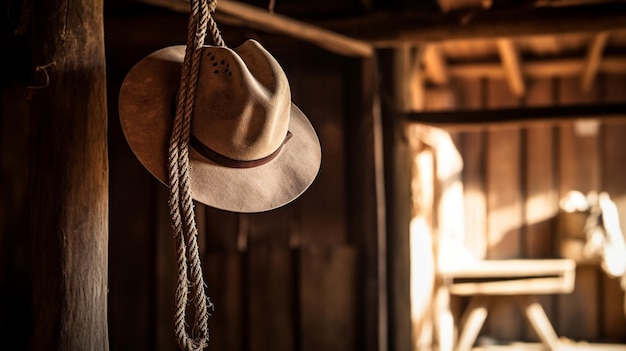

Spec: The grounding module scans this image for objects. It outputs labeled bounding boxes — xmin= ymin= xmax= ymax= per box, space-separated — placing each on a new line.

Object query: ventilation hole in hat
xmin=212 ymin=62 xmax=218 ymax=66
xmin=214 ymin=70 xmax=219 ymax=74
xmin=228 ymin=72 xmax=232 ymax=76
xmin=220 ymin=60 xmax=225 ymax=65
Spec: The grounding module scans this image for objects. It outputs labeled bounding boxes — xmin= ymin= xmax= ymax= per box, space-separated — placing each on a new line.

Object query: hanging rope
xmin=168 ymin=0 xmax=224 ymax=350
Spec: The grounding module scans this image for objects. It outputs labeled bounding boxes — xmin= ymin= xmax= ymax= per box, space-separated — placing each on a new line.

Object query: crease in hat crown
xmin=192 ymin=40 xmax=291 ymax=162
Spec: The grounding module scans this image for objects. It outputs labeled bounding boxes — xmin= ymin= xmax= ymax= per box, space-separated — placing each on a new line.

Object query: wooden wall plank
xmin=560 ymin=267 xmax=601 ymax=340
xmin=204 ymin=252 xmax=245 ymax=351
xmin=107 ymin=77 xmax=156 ymax=351
xmin=486 ymin=78 xmax=523 ymax=259
xmin=248 ymin=207 xmax=294 ymax=247
xmin=202 ymin=193 xmax=245 ymax=350
xmin=451 ymin=77 xmax=486 ymax=349
xmin=523 ymin=78 xmax=558 ymax=259
xmin=300 ymin=246 xmax=357 ymax=351
xmin=557 ymin=77 xmax=601 ymax=192
xmin=601 ymin=274 xmax=626 ymax=342
xmin=155 ymin=186 xmax=180 ymax=351
xmin=248 ymin=247 xmax=296 ymax=351
xmin=485 ymin=78 xmax=524 ymax=342
xmin=556 ymin=76 xmax=601 ymax=341
xmin=456 ymin=78 xmax=487 ymax=259
xmin=522 ymin=78 xmax=560 ymax=342
xmin=205 ymin=207 xmax=241 ymax=251
xmin=599 ymin=74 xmax=626 ymax=342
xmin=601 ymin=74 xmax=626 ymax=238
xmin=280 ymin=48 xmax=348 ymax=247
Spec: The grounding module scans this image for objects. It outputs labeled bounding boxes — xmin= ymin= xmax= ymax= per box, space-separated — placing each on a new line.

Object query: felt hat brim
xmin=118 ymin=45 xmax=321 ymax=213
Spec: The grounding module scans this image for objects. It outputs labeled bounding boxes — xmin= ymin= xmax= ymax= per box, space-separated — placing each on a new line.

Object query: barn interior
xmin=1 ymin=0 xmax=626 ymax=350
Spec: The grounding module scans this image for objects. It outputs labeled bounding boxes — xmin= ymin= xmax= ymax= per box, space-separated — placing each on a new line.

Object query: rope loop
xmin=168 ymin=0 xmax=224 ymax=350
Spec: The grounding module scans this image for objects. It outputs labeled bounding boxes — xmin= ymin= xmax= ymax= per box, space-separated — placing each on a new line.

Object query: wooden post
xmin=30 ymin=0 xmax=109 ymax=350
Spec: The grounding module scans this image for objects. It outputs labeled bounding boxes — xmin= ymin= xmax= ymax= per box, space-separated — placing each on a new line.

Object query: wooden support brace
xmin=515 ymin=295 xmax=561 ymax=351
xmin=581 ymin=31 xmax=610 ymax=93
xmin=497 ymin=38 xmax=526 ymax=97
xmin=423 ymin=44 xmax=449 ymax=85
xmin=455 ymin=295 xmax=490 ymax=351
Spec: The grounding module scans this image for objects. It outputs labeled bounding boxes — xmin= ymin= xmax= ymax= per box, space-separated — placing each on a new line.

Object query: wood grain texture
xmin=599 ymin=74 xmax=626 ymax=342
xmin=107 ymin=68 xmax=156 ymax=350
xmin=522 ymin=78 xmax=559 ymax=342
xmin=485 ymin=78 xmax=523 ymax=342
xmin=248 ymin=247 xmax=296 ymax=351
xmin=556 ymin=76 xmax=601 ymax=340
xmin=280 ymin=48 xmax=348 ymax=247
xmin=30 ymin=0 xmax=109 ymax=349
xmin=456 ymin=78 xmax=488 ymax=259
xmin=523 ymin=78 xmax=558 ymax=259
xmin=300 ymin=246 xmax=357 ymax=351
xmin=205 ymin=252 xmax=245 ymax=351
xmin=155 ymin=187 xmax=180 ymax=351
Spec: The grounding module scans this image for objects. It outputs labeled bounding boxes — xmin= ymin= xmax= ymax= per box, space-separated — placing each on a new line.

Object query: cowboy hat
xmin=118 ymin=39 xmax=321 ymax=213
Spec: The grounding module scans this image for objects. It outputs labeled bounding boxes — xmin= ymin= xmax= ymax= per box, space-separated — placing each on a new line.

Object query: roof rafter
xmin=422 ymin=44 xmax=449 ymax=85
xmin=581 ymin=31 xmax=610 ymax=92
xmin=496 ymin=38 xmax=525 ymax=97
xmin=319 ymin=2 xmax=626 ymax=45
xmin=137 ymin=0 xmax=374 ymax=57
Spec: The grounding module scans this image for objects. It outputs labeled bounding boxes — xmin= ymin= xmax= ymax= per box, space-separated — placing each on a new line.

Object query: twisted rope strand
xmin=206 ymin=0 xmax=224 ymax=46
xmin=178 ymin=6 xmax=209 ymax=341
xmin=168 ymin=0 xmax=223 ymax=350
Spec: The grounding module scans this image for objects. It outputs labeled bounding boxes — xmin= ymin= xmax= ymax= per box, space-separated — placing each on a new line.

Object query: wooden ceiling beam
xmin=496 ymin=38 xmax=525 ymax=97
xmin=404 ymin=103 xmax=626 ymax=130
xmin=581 ymin=31 xmax=610 ymax=93
xmin=438 ymin=56 xmax=626 ymax=81
xmin=133 ymin=1 xmax=626 ymax=50
xmin=136 ymin=0 xmax=374 ymax=57
xmin=422 ymin=44 xmax=449 ymax=85
xmin=318 ymin=2 xmax=626 ymax=46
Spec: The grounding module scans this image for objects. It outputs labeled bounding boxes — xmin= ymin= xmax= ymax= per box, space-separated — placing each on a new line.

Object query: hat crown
xmin=118 ymin=39 xmax=321 ymax=212
xmin=192 ymin=40 xmax=291 ymax=162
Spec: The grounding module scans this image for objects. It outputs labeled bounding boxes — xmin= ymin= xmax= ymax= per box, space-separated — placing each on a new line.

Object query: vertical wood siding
xmin=104 ymin=14 xmax=376 ymax=349
xmin=448 ymin=74 xmax=626 ymax=344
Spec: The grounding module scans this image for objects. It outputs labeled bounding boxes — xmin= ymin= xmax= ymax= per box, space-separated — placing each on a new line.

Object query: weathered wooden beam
xmin=581 ymin=31 xmax=610 ymax=93
xmin=444 ymin=56 xmax=626 ymax=80
xmin=404 ymin=103 xmax=626 ymax=130
xmin=344 ymin=56 xmax=389 ymax=351
xmin=137 ymin=0 xmax=374 ymax=57
xmin=422 ymin=44 xmax=449 ymax=85
xmin=496 ymin=39 xmax=525 ymax=97
xmin=30 ymin=0 xmax=109 ymax=349
xmin=394 ymin=45 xmax=425 ymax=111
xmin=320 ymin=2 xmax=626 ymax=45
